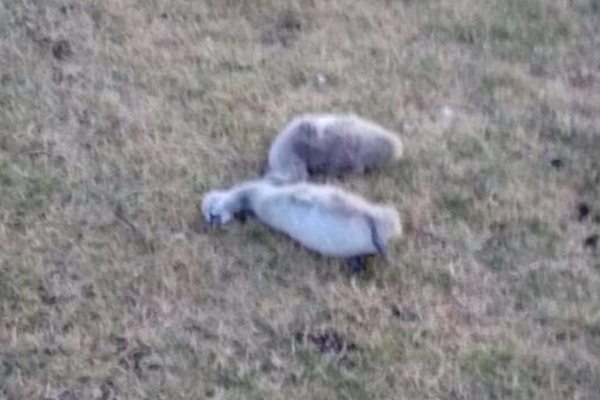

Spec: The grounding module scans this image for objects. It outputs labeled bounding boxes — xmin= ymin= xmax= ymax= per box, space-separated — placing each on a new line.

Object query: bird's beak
xmin=209 ymin=214 xmax=222 ymax=229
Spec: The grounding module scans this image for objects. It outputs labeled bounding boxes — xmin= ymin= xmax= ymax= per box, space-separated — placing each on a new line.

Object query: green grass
xmin=460 ymin=342 xmax=552 ymax=400
xmin=1 ymin=0 xmax=600 ymax=399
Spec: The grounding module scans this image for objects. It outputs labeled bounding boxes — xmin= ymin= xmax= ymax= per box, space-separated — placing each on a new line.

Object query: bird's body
xmin=265 ymin=114 xmax=404 ymax=183
xmin=202 ymin=180 xmax=401 ymax=260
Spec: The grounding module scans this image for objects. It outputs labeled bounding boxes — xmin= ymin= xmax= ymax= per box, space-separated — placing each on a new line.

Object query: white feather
xmin=202 ymin=180 xmax=401 ymax=259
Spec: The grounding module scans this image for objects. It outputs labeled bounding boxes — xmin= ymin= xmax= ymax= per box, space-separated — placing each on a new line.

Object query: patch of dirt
xmin=118 ymin=342 xmax=152 ymax=377
xmin=295 ymin=330 xmax=358 ymax=354
xmin=567 ymin=66 xmax=595 ymax=89
xmin=261 ymin=11 xmax=304 ymax=47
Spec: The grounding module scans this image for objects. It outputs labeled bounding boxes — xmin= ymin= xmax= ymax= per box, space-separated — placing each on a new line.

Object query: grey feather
xmin=264 ymin=114 xmax=404 ymax=183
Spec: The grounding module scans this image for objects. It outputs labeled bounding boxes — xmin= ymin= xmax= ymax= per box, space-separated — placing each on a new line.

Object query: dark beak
xmin=209 ymin=214 xmax=222 ymax=228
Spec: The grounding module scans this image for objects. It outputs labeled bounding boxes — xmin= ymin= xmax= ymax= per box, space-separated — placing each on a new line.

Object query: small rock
xmin=52 ymin=40 xmax=73 ymax=61
xmin=584 ymin=234 xmax=599 ymax=249
xmin=550 ymin=158 xmax=563 ymax=169
xmin=578 ymin=203 xmax=591 ymax=221
xmin=315 ymin=74 xmax=327 ymax=86
xmin=308 ymin=332 xmax=357 ymax=354
xmin=594 ymin=215 xmax=600 ymax=224
xmin=295 ymin=331 xmax=358 ymax=354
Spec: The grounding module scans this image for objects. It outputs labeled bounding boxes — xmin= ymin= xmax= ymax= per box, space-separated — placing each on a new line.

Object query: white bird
xmin=202 ymin=179 xmax=401 ymax=269
xmin=263 ymin=114 xmax=404 ymax=183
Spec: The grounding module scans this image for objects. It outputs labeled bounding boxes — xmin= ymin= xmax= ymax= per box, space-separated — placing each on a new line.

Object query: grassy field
xmin=1 ymin=0 xmax=600 ymax=399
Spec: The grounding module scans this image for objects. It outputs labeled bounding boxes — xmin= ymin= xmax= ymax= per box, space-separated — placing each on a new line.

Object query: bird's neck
xmin=227 ymin=180 xmax=262 ymax=213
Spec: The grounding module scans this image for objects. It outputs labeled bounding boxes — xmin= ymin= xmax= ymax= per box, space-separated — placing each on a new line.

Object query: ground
xmin=1 ymin=0 xmax=600 ymax=399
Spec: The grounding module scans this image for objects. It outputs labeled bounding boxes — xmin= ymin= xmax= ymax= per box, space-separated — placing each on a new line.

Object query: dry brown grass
xmin=1 ymin=0 xmax=600 ymax=399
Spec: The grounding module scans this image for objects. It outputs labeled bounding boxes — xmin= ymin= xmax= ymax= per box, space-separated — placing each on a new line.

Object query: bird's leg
xmin=346 ymin=256 xmax=367 ymax=274
xmin=234 ymin=209 xmax=255 ymax=224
